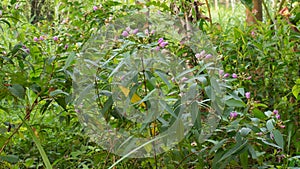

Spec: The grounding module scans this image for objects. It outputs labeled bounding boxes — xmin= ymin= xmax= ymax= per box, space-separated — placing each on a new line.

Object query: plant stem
xmin=205 ymin=0 xmax=213 ymax=27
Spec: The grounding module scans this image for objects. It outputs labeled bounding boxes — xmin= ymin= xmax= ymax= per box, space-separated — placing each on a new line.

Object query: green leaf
xmin=240 ymin=0 xmax=253 ymax=9
xmin=225 ymin=99 xmax=246 ymax=107
xmin=209 ymin=139 xmax=228 ymax=154
xmin=240 ymin=127 xmax=252 ymax=137
xmin=217 ymin=140 xmax=248 ymax=163
xmin=253 ymin=103 xmax=268 ymax=108
xmin=266 ymin=119 xmax=275 ymax=132
xmin=273 ymin=129 xmax=284 ymax=150
xmin=240 ymin=150 xmax=248 ymax=169
xmin=63 ymin=52 xmax=76 ymax=70
xmin=55 ymin=97 xmax=67 ymax=111
xmin=49 ymin=89 xmax=69 ymax=97
xmin=23 ymin=121 xmax=52 ymax=169
xmin=155 ymin=70 xmax=171 ymax=89
xmin=292 ymin=83 xmax=300 ymax=99
xmin=252 ymin=108 xmax=266 ymax=119
xmin=264 ymin=110 xmax=273 ymax=118
xmin=0 ymin=155 xmax=19 ymax=163
xmin=248 ymin=145 xmax=257 ymax=159
xmin=258 ymin=138 xmax=282 ymax=149
xmin=8 ymin=84 xmax=25 ymax=99
xmin=176 ymin=119 xmax=184 ymax=140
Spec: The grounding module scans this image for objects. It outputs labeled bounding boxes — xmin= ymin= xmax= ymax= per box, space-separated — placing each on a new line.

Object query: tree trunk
xmin=246 ymin=0 xmax=263 ymax=25
xmin=225 ymin=0 xmax=229 ymax=9
xmin=231 ymin=0 xmax=235 ymax=13
xmin=214 ymin=0 xmax=218 ymax=10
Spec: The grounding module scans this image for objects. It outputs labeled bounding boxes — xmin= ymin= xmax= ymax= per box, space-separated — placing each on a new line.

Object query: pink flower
xmin=279 ymin=125 xmax=285 ymax=128
xmin=53 ymin=36 xmax=58 ymax=41
xmin=181 ymin=77 xmax=188 ymax=82
xmin=15 ymin=4 xmax=20 ymax=10
xmin=39 ymin=36 xmax=45 ymax=41
xmin=270 ymin=133 xmax=274 ymax=140
xmin=132 ymin=29 xmax=139 ymax=34
xmin=22 ymin=45 xmax=30 ymax=54
xmin=64 ymin=44 xmax=69 ymax=50
xmin=155 ymin=46 xmax=160 ymax=51
xmin=273 ymin=109 xmax=279 ymax=115
xmin=33 ymin=37 xmax=39 ymax=42
xmin=159 ymin=41 xmax=168 ymax=48
xmin=125 ymin=27 xmax=131 ymax=32
xmin=122 ymin=31 xmax=129 ymax=37
xmin=232 ymin=73 xmax=238 ymax=78
xmin=205 ymin=54 xmax=212 ymax=59
xmin=195 ymin=53 xmax=201 ymax=59
xmin=276 ymin=114 xmax=280 ymax=119
xmin=246 ymin=76 xmax=252 ymax=80
xmin=245 ymin=92 xmax=251 ymax=99
xmin=223 ymin=73 xmax=230 ymax=78
xmin=171 ymin=77 xmax=176 ymax=83
xmin=230 ymin=111 xmax=238 ymax=119
xmin=219 ymin=70 xmax=224 ymax=76
xmin=144 ymin=29 xmax=149 ymax=35
xmin=93 ymin=6 xmax=98 ymax=11
xmin=158 ymin=38 xmax=164 ymax=44
xmin=256 ymin=132 xmax=263 ymax=136
xmin=150 ymin=30 xmax=155 ymax=34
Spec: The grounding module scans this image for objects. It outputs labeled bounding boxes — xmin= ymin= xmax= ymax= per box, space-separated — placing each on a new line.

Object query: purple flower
xmin=22 ymin=46 xmax=30 ymax=54
xmin=132 ymin=29 xmax=139 ymax=34
xmin=181 ymin=77 xmax=188 ymax=82
xmin=150 ymin=30 xmax=155 ymax=34
xmin=232 ymin=73 xmax=238 ymax=78
xmin=230 ymin=111 xmax=238 ymax=119
xmin=195 ymin=51 xmax=206 ymax=59
xmin=144 ymin=29 xmax=149 ymax=35
xmin=64 ymin=44 xmax=69 ymax=50
xmin=205 ymin=54 xmax=213 ymax=59
xmin=251 ymin=31 xmax=255 ymax=36
xmin=246 ymin=76 xmax=252 ymax=80
xmin=25 ymin=48 xmax=30 ymax=53
xmin=39 ymin=36 xmax=44 ymax=41
xmin=223 ymin=73 xmax=230 ymax=78
xmin=200 ymin=50 xmax=205 ymax=56
xmin=279 ymin=125 xmax=285 ymax=128
xmin=159 ymin=41 xmax=168 ymax=48
xmin=256 ymin=132 xmax=263 ymax=136
xmin=171 ymin=77 xmax=176 ymax=83
xmin=53 ymin=36 xmax=58 ymax=41
xmin=276 ymin=114 xmax=280 ymax=119
xmin=195 ymin=53 xmax=201 ymax=59
xmin=93 ymin=6 xmax=98 ymax=11
xmin=33 ymin=37 xmax=39 ymax=42
xmin=158 ymin=38 xmax=164 ymax=44
xmin=273 ymin=109 xmax=279 ymax=115
xmin=219 ymin=70 xmax=224 ymax=76
xmin=15 ymin=4 xmax=20 ymax=10
xmin=125 ymin=27 xmax=131 ymax=32
xmin=121 ymin=31 xmax=129 ymax=37
xmin=155 ymin=46 xmax=160 ymax=51
xmin=270 ymin=133 xmax=274 ymax=140
xmin=245 ymin=92 xmax=251 ymax=99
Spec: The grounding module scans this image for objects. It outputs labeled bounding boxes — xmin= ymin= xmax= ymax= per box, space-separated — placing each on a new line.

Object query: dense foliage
xmin=0 ymin=0 xmax=299 ymax=168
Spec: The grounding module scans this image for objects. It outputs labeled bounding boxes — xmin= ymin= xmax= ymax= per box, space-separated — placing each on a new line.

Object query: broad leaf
xmin=273 ymin=129 xmax=284 ymax=150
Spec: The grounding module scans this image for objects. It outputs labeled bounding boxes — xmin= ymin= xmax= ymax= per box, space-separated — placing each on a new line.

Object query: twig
xmin=205 ymin=0 xmax=213 ymax=27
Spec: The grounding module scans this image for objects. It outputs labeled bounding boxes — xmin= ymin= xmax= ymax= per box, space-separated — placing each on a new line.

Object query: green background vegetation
xmin=0 ymin=0 xmax=299 ymax=168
